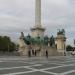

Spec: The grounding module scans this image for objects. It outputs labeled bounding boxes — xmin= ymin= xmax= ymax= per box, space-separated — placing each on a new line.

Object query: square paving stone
xmin=46 ymin=65 xmax=75 ymax=73
xmin=0 ymin=68 xmax=31 ymax=75
xmin=31 ymin=63 xmax=60 ymax=69
xmin=0 ymin=62 xmax=31 ymax=68
xmin=61 ymin=61 xmax=75 ymax=65
xmin=66 ymin=72 xmax=75 ymax=75
xmin=18 ymin=71 xmax=53 ymax=75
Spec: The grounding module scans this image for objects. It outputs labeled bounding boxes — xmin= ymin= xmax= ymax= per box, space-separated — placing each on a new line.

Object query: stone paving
xmin=0 ymin=56 xmax=75 ymax=75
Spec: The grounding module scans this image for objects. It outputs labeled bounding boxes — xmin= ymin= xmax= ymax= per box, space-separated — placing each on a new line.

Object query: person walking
xmin=28 ymin=50 xmax=31 ymax=57
xmin=46 ymin=50 xmax=48 ymax=58
xmin=32 ymin=49 xmax=34 ymax=55
xmin=35 ymin=50 xmax=37 ymax=56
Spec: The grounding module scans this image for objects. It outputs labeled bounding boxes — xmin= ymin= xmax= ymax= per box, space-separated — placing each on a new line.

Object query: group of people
xmin=28 ymin=49 xmax=39 ymax=57
xmin=28 ymin=49 xmax=48 ymax=58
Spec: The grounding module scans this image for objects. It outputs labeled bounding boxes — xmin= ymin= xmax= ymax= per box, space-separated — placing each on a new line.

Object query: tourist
xmin=28 ymin=50 xmax=31 ymax=57
xmin=32 ymin=49 xmax=34 ymax=55
xmin=35 ymin=50 xmax=37 ymax=56
xmin=46 ymin=50 xmax=48 ymax=58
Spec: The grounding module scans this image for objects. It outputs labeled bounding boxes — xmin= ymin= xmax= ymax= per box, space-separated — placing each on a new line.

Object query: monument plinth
xmin=55 ymin=29 xmax=66 ymax=54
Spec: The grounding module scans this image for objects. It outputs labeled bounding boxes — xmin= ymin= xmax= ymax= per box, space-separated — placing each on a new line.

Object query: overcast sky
xmin=0 ymin=0 xmax=75 ymax=45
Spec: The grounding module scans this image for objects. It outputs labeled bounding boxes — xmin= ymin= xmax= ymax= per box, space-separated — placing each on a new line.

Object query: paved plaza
xmin=0 ymin=56 xmax=75 ymax=75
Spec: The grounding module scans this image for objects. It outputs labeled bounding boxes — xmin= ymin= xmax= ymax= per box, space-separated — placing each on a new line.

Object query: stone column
xmin=35 ymin=0 xmax=41 ymax=27
xmin=31 ymin=0 xmax=45 ymax=38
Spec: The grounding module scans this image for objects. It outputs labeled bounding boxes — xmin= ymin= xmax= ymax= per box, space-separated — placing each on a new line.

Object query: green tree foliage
xmin=0 ymin=36 xmax=16 ymax=52
xmin=66 ymin=45 xmax=73 ymax=51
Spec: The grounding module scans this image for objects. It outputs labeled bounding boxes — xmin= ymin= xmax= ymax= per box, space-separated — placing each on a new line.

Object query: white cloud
xmin=0 ymin=0 xmax=75 ymax=45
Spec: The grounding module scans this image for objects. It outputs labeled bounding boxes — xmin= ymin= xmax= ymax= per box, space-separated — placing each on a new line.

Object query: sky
xmin=0 ymin=0 xmax=75 ymax=46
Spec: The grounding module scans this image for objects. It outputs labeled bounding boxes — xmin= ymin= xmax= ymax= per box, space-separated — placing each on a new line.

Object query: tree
xmin=66 ymin=45 xmax=73 ymax=51
xmin=0 ymin=36 xmax=16 ymax=52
